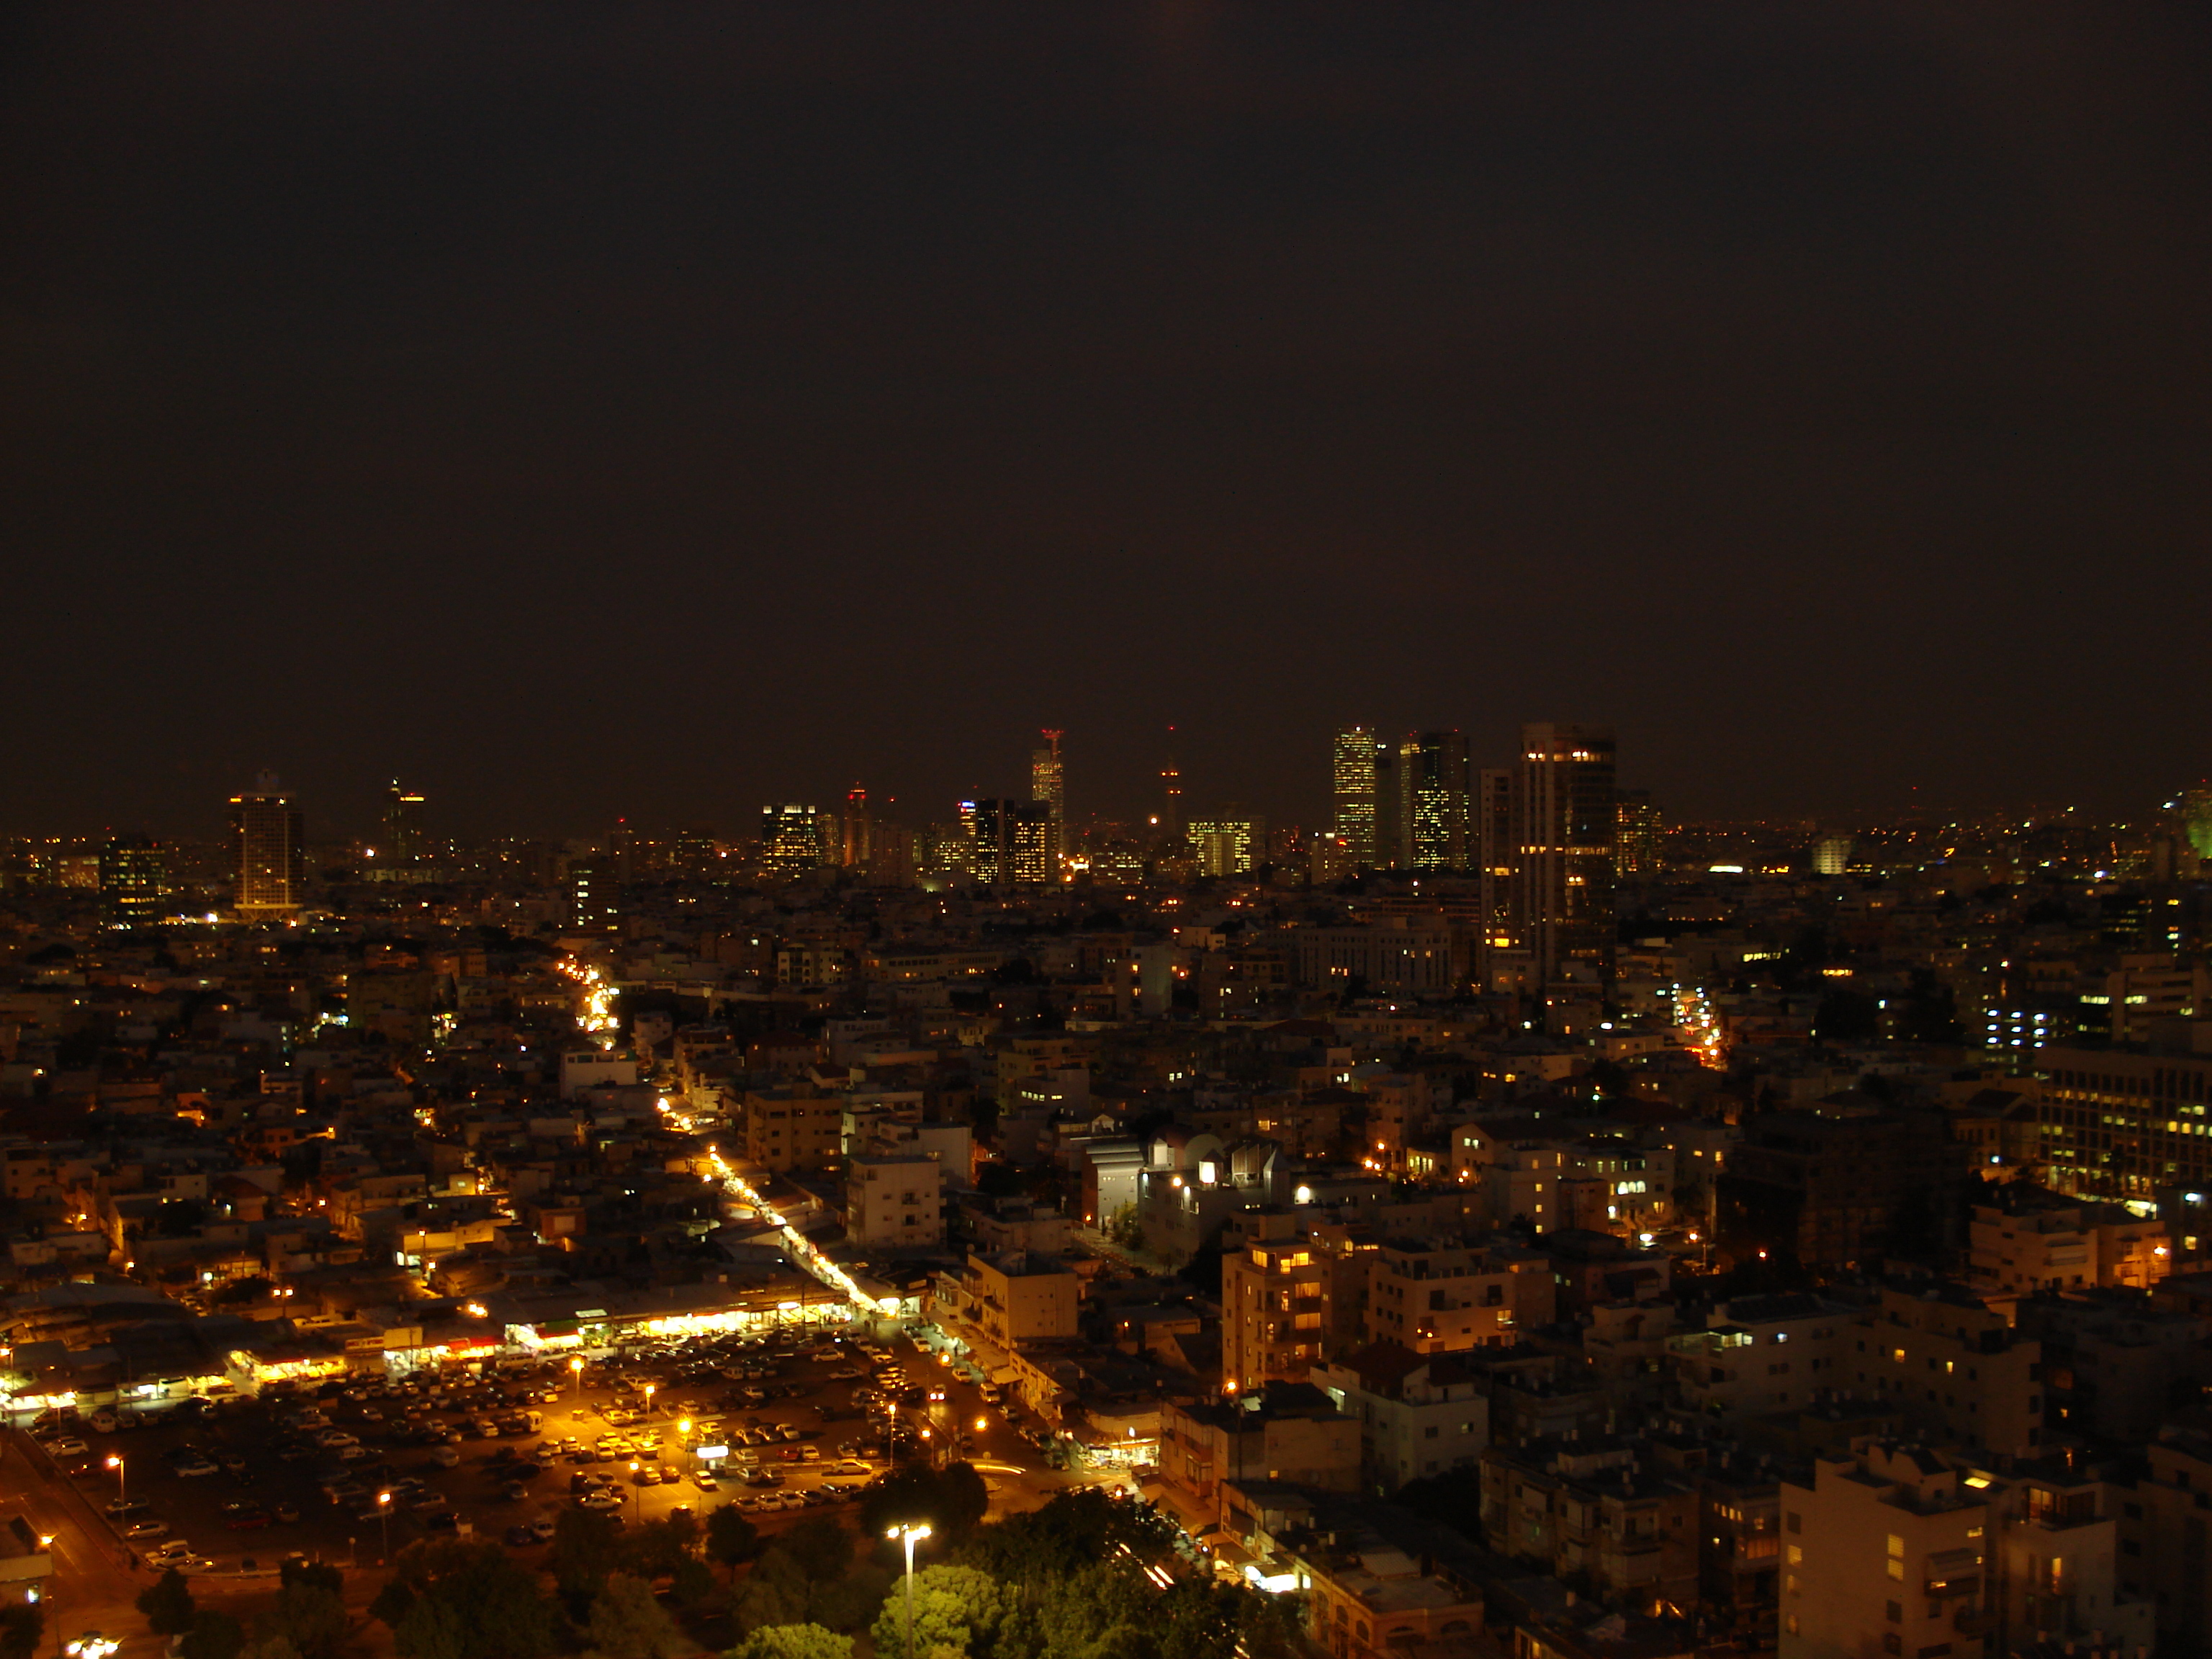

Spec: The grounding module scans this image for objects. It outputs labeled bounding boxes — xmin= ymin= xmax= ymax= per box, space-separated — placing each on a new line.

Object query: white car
xmin=124 ymin=1520 xmax=171 ymax=1540
xmin=314 ymin=1431 xmax=358 ymax=1449
xmin=45 ymin=1439 xmax=89 ymax=1460
xmin=146 ymin=1542 xmax=197 ymax=1568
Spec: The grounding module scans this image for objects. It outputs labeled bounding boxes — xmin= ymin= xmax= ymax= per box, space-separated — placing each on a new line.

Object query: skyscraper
xmin=99 ymin=833 xmax=168 ymax=927
xmin=569 ymin=854 xmax=621 ymax=930
xmin=382 ymin=781 xmax=426 ymax=863
xmin=1331 ymin=727 xmax=1380 ymax=868
xmin=1030 ymin=730 xmax=1065 ymax=872
xmin=228 ymin=775 xmax=304 ymax=915
xmin=1511 ymin=724 xmax=1617 ymax=980
xmin=760 ymin=804 xmax=827 ymax=876
xmin=1475 ymin=767 xmax=1515 ymax=951
xmin=1397 ymin=731 xmax=1470 ymax=870
xmin=1613 ymin=788 xmax=1663 ymax=876
xmin=842 ymin=786 xmax=872 ymax=869
xmin=971 ymin=798 xmax=1056 ymax=885
xmin=1159 ymin=727 xmax=1184 ymax=835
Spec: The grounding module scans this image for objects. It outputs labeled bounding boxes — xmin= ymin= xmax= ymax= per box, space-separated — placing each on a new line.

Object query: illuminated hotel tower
xmin=1331 ymin=727 xmax=1380 ymax=868
xmin=842 ymin=786 xmax=872 ymax=868
xmin=229 ymin=774 xmax=305 ymax=914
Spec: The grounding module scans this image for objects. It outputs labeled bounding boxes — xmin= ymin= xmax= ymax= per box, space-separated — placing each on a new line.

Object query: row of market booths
xmin=3 ymin=1268 xmax=868 ymax=1415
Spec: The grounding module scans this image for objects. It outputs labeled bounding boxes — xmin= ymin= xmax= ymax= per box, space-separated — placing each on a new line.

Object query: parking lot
xmin=21 ymin=1323 xmax=1056 ymax=1577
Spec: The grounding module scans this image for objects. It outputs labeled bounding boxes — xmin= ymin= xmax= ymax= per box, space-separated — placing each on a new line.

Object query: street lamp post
xmin=642 ymin=1384 xmax=655 ymax=1420
xmin=104 ymin=1455 xmax=124 ymax=1514
xmin=376 ymin=1491 xmax=391 ymax=1564
xmin=886 ymin=1523 xmax=932 ymax=1659
xmin=570 ymin=1356 xmax=585 ymax=1402
xmin=628 ymin=1462 xmax=641 ymax=1523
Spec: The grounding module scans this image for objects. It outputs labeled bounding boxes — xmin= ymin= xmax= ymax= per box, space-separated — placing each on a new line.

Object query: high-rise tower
xmin=229 ymin=775 xmax=304 ymax=915
xmin=382 ymin=781 xmax=426 ymax=863
xmin=99 ymin=833 xmax=168 ymax=927
xmin=1159 ymin=727 xmax=1184 ymax=835
xmin=1030 ymin=730 xmax=1065 ymax=873
xmin=1397 ymin=731 xmax=1471 ymax=870
xmin=1613 ymin=789 xmax=1663 ymax=877
xmin=1511 ymin=724 xmax=1617 ymax=980
xmin=842 ymin=786 xmax=872 ymax=869
xmin=1331 ymin=727 xmax=1380 ymax=868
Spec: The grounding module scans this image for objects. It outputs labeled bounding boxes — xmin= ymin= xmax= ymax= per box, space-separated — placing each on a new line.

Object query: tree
xmin=860 ymin=1463 xmax=989 ymax=1550
xmin=552 ymin=1505 xmax=626 ymax=1601
xmin=736 ymin=1550 xmax=812 ymax=1635
xmin=729 ymin=1627 xmax=853 ymax=1659
xmin=868 ymin=1564 xmax=1016 ymax=1659
xmin=279 ymin=1559 xmax=343 ymax=1596
xmin=378 ymin=1537 xmax=559 ymax=1659
xmin=178 ymin=1614 xmax=246 ymax=1659
xmin=254 ymin=1581 xmax=346 ymax=1659
xmin=1102 ymin=1202 xmax=1143 ymax=1250
xmin=236 ymin=1639 xmax=302 ymax=1659
xmin=778 ymin=1516 xmax=854 ymax=1584
xmin=705 ymin=1502 xmax=759 ymax=1579
xmin=138 ymin=1568 xmax=197 ymax=1636
xmin=806 ymin=1563 xmax=894 ymax=1635
xmin=393 ymin=1598 xmax=467 ymax=1659
xmin=581 ymin=1574 xmax=681 ymax=1659
xmin=616 ymin=1512 xmax=698 ymax=1582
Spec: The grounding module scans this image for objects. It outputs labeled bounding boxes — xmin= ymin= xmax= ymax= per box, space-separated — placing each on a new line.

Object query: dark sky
xmin=6 ymin=4 xmax=2208 ymax=842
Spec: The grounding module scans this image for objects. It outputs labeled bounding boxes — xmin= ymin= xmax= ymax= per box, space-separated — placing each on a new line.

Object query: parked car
xmin=122 ymin=1520 xmax=170 ymax=1540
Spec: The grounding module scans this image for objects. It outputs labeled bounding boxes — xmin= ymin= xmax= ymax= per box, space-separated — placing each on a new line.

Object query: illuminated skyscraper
xmin=1188 ymin=813 xmax=1263 ymax=878
xmin=761 ymin=804 xmax=828 ymax=876
xmin=228 ymin=775 xmax=304 ymax=914
xmin=971 ymin=798 xmax=1055 ymax=885
xmin=1809 ymin=834 xmax=1852 ymax=876
xmin=842 ymin=786 xmax=871 ymax=868
xmin=99 ymin=833 xmax=168 ymax=927
xmin=1511 ymin=724 xmax=1617 ymax=980
xmin=1397 ymin=731 xmax=1470 ymax=870
xmin=1331 ymin=727 xmax=1380 ymax=867
xmin=1030 ymin=730 xmax=1065 ymax=871
xmin=382 ymin=781 xmax=426 ymax=863
xmin=1613 ymin=789 xmax=1663 ymax=876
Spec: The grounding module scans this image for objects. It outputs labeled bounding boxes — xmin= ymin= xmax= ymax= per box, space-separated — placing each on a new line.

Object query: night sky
xmin=6 ymin=5 xmax=2208 ymax=841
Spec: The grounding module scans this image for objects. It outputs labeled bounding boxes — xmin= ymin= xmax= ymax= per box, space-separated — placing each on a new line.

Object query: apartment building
xmin=845 ymin=1153 xmax=943 ymax=1249
xmin=1478 ymin=1437 xmax=1699 ymax=1614
xmin=1362 ymin=1234 xmax=1556 ymax=1354
xmin=741 ymin=1087 xmax=842 ymax=1174
xmin=1311 ymin=1339 xmax=1490 ymax=1494
xmin=1223 ymin=1238 xmax=1336 ymax=1391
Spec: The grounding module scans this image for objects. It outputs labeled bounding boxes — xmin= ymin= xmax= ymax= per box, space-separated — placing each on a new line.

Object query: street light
xmin=886 ymin=1524 xmax=932 ymax=1659
xmin=104 ymin=1455 xmax=124 ymax=1513
xmin=376 ymin=1491 xmax=391 ymax=1564
xmin=642 ymin=1384 xmax=655 ymax=1419
xmin=628 ymin=1461 xmax=641 ymax=1523
xmin=65 ymin=1636 xmax=117 ymax=1659
xmin=570 ymin=1356 xmax=585 ymax=1401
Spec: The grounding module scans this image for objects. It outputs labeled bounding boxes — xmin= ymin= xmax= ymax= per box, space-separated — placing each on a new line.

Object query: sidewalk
xmin=1071 ymin=1224 xmax=1175 ymax=1277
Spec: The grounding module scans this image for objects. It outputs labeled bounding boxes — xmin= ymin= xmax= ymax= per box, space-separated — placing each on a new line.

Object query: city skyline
xmin=4 ymin=9 xmax=2208 ymax=837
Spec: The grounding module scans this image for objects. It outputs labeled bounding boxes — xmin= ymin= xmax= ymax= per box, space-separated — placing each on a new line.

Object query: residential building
xmin=1313 ymin=1340 xmax=1491 ymax=1494
xmin=229 ymin=776 xmax=304 ymax=914
xmin=845 ymin=1153 xmax=943 ymax=1249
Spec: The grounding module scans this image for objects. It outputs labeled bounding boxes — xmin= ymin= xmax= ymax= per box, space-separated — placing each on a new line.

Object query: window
xmin=1887 ymin=1534 xmax=1905 ymax=1581
xmin=1886 ymin=1603 xmax=1903 ymax=1624
xmin=1883 ymin=1636 xmax=1902 ymax=1655
xmin=1787 ymin=1545 xmax=1803 ymax=1565
xmin=1786 ymin=1512 xmax=1802 ymax=1533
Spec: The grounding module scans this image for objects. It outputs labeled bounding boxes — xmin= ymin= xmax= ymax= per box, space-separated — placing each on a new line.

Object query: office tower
xmin=1330 ymin=727 xmax=1380 ymax=867
xmin=1397 ymin=731 xmax=1470 ymax=869
xmin=228 ymin=775 xmax=305 ymax=914
xmin=760 ymin=804 xmax=827 ymax=877
xmin=99 ymin=833 xmax=168 ymax=927
xmin=842 ymin=786 xmax=871 ymax=869
xmin=382 ymin=781 xmax=426 ymax=862
xmin=1030 ymin=730 xmax=1065 ymax=872
xmin=1372 ymin=742 xmax=1401 ymax=869
xmin=1809 ymin=834 xmax=1852 ymax=876
xmin=1475 ymin=768 xmax=1515 ymax=949
xmin=1613 ymin=788 xmax=1663 ymax=876
xmin=1159 ymin=727 xmax=1184 ymax=835
xmin=1187 ymin=812 xmax=1264 ymax=878
xmin=569 ymin=855 xmax=621 ymax=930
xmin=1511 ymin=724 xmax=1617 ymax=980
xmin=970 ymin=798 xmax=1055 ymax=885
